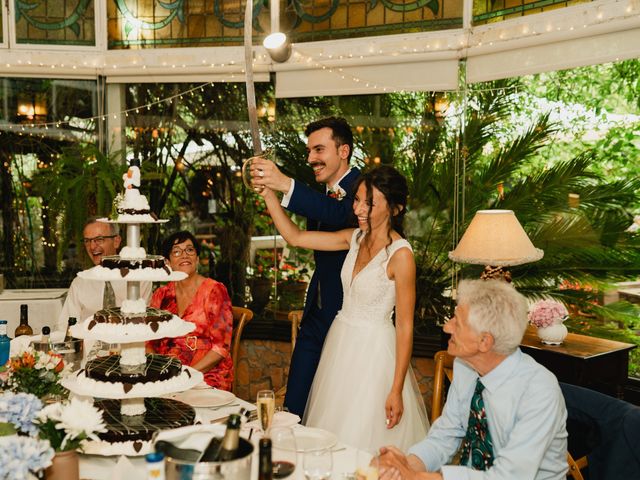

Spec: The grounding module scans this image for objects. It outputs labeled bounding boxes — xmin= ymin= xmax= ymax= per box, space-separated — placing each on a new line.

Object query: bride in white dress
xmin=259 ymin=165 xmax=428 ymax=452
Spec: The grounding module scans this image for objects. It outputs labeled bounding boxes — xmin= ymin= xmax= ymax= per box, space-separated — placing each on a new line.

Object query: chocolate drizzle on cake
xmin=117 ymin=207 xmax=152 ymax=215
xmin=95 ymin=398 xmax=195 ymax=444
xmin=92 ymin=307 xmax=172 ymax=326
xmin=101 ymin=255 xmax=166 ymax=271
xmin=85 ymin=354 xmax=181 ymax=384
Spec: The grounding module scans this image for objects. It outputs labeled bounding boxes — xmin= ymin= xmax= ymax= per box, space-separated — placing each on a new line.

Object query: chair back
xmin=287 ymin=310 xmax=302 ymax=353
xmin=431 ymin=350 xmax=454 ymax=423
xmin=231 ymin=306 xmax=254 ymax=393
xmin=560 ymin=382 xmax=640 ymax=480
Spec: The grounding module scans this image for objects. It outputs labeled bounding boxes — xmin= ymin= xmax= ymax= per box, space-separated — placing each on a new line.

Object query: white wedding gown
xmin=303 ymin=230 xmax=429 ymax=453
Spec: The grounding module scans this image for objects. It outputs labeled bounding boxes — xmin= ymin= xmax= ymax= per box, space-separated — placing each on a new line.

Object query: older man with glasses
xmin=56 ymin=217 xmax=151 ymax=333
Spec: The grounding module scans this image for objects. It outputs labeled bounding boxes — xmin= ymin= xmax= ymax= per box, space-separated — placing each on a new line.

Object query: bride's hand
xmin=385 ymin=390 xmax=404 ymax=429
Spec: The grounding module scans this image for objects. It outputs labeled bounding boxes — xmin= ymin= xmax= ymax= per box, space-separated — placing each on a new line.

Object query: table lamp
xmin=449 ymin=209 xmax=544 ymax=281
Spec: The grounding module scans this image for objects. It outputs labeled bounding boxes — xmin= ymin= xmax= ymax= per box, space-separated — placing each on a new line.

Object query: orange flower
xmin=21 ymin=352 xmax=36 ymax=368
xmin=54 ymin=358 xmax=65 ymax=374
xmin=10 ymin=357 xmax=23 ymax=370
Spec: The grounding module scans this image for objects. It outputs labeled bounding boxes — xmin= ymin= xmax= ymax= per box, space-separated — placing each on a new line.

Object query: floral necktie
xmin=460 ymin=378 xmax=494 ymax=470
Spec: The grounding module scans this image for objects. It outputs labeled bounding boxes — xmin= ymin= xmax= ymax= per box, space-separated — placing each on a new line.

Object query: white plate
xmin=170 ymin=389 xmax=235 ymax=408
xmin=293 ymin=427 xmax=338 ymax=452
xmin=245 ymin=411 xmax=300 ymax=430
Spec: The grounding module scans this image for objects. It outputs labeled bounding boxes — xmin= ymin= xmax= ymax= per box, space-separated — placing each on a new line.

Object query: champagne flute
xmin=256 ymin=389 xmax=275 ymax=432
xmin=303 ymin=448 xmax=333 ymax=480
xmin=270 ymin=426 xmax=297 ymax=479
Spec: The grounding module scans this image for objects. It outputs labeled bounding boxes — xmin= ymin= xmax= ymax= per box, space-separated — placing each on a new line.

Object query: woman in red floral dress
xmin=147 ymin=231 xmax=234 ymax=390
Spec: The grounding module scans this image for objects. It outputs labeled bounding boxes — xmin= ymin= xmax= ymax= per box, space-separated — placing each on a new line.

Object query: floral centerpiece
xmin=528 ymin=299 xmax=569 ymax=345
xmin=0 ymin=347 xmax=68 ymax=399
xmin=0 ymin=391 xmax=106 ymax=480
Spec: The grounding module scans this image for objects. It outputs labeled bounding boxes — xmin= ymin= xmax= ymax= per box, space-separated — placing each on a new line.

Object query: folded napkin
xmin=155 ymin=423 xmax=226 ymax=452
xmin=244 ymin=411 xmax=301 ymax=430
xmin=10 ymin=331 xmax=67 ymax=356
xmin=112 ymin=455 xmax=140 ymax=480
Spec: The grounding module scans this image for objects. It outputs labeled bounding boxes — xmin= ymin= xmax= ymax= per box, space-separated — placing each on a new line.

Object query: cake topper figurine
xmin=123 ymin=158 xmax=141 ymax=190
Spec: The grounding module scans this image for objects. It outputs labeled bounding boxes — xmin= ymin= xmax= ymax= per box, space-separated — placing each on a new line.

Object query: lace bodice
xmin=338 ymin=230 xmax=412 ymax=325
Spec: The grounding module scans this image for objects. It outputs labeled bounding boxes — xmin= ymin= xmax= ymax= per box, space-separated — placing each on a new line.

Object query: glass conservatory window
xmin=14 ymin=0 xmax=96 ymax=46
xmin=107 ymin=0 xmax=463 ymax=49
xmin=472 ymin=0 xmax=593 ymax=25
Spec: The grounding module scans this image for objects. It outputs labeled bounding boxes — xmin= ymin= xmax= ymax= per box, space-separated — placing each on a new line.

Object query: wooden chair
xmin=276 ymin=310 xmax=303 ymax=402
xmin=431 ymin=350 xmax=454 ymax=423
xmin=567 ymin=453 xmax=586 ymax=480
xmin=431 ymin=350 xmax=583 ymax=478
xmin=231 ymin=306 xmax=254 ymax=394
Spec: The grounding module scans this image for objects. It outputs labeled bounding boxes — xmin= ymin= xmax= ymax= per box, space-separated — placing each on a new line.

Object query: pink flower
xmin=528 ymin=299 xmax=569 ymax=328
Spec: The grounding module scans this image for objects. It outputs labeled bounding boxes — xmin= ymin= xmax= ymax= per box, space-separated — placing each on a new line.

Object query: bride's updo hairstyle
xmin=355 ymin=165 xmax=408 ymax=243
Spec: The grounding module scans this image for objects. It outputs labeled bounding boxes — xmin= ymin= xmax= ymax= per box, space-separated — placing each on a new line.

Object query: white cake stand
xmin=63 ymin=178 xmax=205 ymax=456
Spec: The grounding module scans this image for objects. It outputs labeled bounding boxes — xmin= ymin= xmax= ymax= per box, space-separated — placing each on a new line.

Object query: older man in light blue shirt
xmin=378 ymin=279 xmax=568 ymax=480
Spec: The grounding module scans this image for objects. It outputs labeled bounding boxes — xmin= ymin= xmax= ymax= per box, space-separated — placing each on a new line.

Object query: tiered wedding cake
xmin=62 ymin=159 xmax=203 ymax=456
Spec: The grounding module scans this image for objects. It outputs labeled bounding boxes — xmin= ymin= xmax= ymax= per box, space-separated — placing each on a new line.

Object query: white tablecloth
xmin=0 ymin=288 xmax=67 ymax=336
xmin=79 ymin=395 xmax=367 ymax=479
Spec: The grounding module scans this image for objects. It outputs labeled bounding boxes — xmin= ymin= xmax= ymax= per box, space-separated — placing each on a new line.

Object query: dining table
xmin=79 ymin=392 xmax=368 ymax=479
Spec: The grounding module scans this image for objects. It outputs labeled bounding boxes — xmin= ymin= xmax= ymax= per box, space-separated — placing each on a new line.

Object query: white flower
xmin=56 ymin=398 xmax=106 ymax=449
xmin=37 ymin=402 xmax=63 ymax=423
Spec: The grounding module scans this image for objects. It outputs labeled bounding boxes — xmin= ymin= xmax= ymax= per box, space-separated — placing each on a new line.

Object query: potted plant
xmin=247 ymin=249 xmax=277 ymax=313
xmin=528 ymin=299 xmax=570 ymax=345
xmin=276 ymin=247 xmax=311 ymax=311
xmin=0 ymin=391 xmax=106 ymax=480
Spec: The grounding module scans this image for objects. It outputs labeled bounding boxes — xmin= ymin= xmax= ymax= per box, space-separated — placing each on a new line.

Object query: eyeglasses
xmin=170 ymin=246 xmax=197 ymax=257
xmin=82 ymin=235 xmax=117 ymax=245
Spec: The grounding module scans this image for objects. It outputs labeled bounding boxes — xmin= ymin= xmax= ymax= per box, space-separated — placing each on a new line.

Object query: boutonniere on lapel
xmin=328 ymin=186 xmax=347 ymax=201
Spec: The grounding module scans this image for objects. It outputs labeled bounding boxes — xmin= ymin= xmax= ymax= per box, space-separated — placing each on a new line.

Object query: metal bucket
xmin=32 ymin=338 xmax=83 ymax=371
xmin=164 ymin=437 xmax=254 ymax=480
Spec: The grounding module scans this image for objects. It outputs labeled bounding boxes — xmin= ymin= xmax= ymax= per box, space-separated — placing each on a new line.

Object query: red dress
xmin=148 ymin=278 xmax=234 ymax=390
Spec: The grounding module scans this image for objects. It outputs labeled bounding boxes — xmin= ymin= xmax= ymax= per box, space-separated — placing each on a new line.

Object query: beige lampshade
xmin=449 ymin=210 xmax=544 ymax=266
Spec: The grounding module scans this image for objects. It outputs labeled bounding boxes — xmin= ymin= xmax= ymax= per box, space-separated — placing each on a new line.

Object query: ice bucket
xmin=163 ymin=437 xmax=254 ymax=480
xmin=32 ymin=338 xmax=83 ymax=371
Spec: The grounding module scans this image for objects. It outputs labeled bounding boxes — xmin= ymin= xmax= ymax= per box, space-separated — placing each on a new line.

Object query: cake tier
xmin=77 ymin=264 xmax=187 ymax=281
xmin=62 ymin=365 xmax=203 ymax=399
xmin=95 ymin=306 xmax=172 ymax=324
xmin=85 ymin=353 xmax=181 ymax=384
xmin=71 ymin=312 xmax=195 ymax=343
xmin=84 ymin=397 xmax=196 ymax=456
xmin=97 ymin=216 xmax=168 ymax=225
xmin=101 ymin=254 xmax=167 ymax=271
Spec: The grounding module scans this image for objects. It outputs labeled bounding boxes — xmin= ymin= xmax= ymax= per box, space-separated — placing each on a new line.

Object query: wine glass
xmin=256 ymin=389 xmax=275 ymax=432
xmin=270 ymin=426 xmax=297 ymax=479
xmin=303 ymin=448 xmax=333 ymax=480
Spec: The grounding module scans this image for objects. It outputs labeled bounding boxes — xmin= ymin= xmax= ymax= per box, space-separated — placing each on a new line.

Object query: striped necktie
xmin=102 ymin=281 xmax=116 ymax=309
xmin=460 ymin=378 xmax=494 ymax=470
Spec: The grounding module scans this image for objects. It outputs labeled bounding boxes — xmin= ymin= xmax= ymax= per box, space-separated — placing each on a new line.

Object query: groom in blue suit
xmin=250 ymin=117 xmax=360 ymax=417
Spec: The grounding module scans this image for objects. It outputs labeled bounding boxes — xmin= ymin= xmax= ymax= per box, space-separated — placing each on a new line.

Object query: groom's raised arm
xmin=287 ymin=175 xmax=357 ymax=227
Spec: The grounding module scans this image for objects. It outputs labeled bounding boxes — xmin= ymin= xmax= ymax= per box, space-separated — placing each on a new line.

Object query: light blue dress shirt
xmin=408 ymin=349 xmax=568 ymax=480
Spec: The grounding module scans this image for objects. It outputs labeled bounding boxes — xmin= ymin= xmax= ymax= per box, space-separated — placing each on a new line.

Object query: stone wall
xmin=235 ymin=339 xmax=437 ymax=419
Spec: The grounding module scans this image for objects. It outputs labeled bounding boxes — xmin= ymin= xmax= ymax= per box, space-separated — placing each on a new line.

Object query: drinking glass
xmin=303 ymin=448 xmax=332 ymax=480
xmin=270 ymin=426 xmax=297 ymax=479
xmin=256 ymin=389 xmax=275 ymax=432
xmin=355 ymin=451 xmax=379 ymax=480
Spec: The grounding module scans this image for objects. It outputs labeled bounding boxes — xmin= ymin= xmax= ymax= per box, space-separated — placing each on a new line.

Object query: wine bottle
xmin=0 ymin=320 xmax=10 ymax=365
xmin=64 ymin=317 xmax=77 ymax=341
xmin=14 ymin=304 xmax=33 ymax=337
xmin=258 ymin=437 xmax=273 ymax=480
xmin=41 ymin=326 xmax=52 ymax=351
xmin=200 ymin=413 xmax=242 ymax=462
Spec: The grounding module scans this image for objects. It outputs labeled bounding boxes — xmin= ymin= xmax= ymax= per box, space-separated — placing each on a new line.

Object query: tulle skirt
xmin=303 ymin=315 xmax=429 ymax=453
